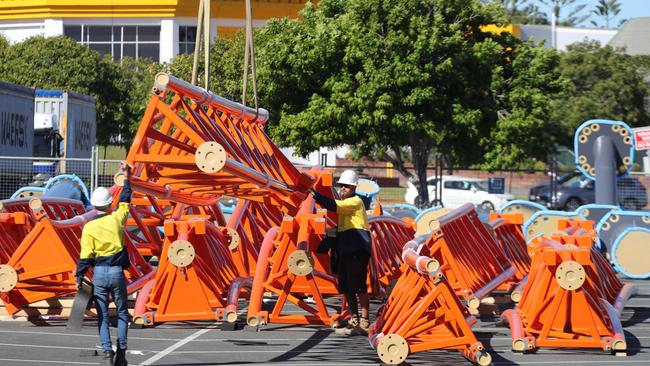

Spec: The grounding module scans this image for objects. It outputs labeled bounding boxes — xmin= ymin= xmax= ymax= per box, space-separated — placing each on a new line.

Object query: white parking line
xmin=0 ymin=343 xmax=94 ymax=351
xmin=138 ymin=323 xmax=218 ymax=365
xmin=0 ymin=359 xmax=94 ymax=365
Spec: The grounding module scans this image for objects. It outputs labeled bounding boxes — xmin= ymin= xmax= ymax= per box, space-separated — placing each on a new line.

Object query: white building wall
xmin=519 ymin=24 xmax=617 ymax=51
xmin=0 ymin=20 xmax=47 ymax=43
xmin=43 ymin=18 xmax=63 ymax=37
xmin=160 ymin=19 xmax=176 ymax=63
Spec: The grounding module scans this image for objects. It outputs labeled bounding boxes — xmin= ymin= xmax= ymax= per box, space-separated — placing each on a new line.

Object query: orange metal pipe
xmin=154 ymin=73 xmax=269 ymax=124
xmin=225 ymin=277 xmax=253 ymax=323
xmin=247 ymin=226 xmax=280 ymax=318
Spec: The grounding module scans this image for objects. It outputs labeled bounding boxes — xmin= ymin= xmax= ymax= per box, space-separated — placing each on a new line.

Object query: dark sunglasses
xmin=338 ymin=184 xmax=353 ymax=189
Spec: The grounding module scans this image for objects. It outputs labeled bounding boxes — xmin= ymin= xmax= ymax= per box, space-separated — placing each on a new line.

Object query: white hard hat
xmin=337 ymin=170 xmax=358 ymax=187
xmin=90 ymin=187 xmax=113 ymax=208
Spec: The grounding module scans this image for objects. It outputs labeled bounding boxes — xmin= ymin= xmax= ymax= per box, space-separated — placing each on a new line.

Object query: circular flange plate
xmin=195 ymin=141 xmax=227 ymax=174
xmin=0 ymin=265 xmax=18 ymax=292
xmin=224 ymin=227 xmax=240 ymax=250
xmin=526 ymin=214 xmax=578 ymax=239
xmin=287 ymin=250 xmax=313 ymax=276
xmin=502 ymin=204 xmax=541 ymax=223
xmin=377 ymin=333 xmax=409 ymax=365
xmin=614 ymin=230 xmax=650 ymax=277
xmin=114 ymin=172 xmax=126 ymax=187
xmin=28 ymin=198 xmax=43 ymax=211
xmin=17 ymin=189 xmax=43 ymax=198
xmin=555 ymin=260 xmax=586 ymax=291
xmin=415 ymin=208 xmax=450 ymax=236
xmin=167 ymin=240 xmax=196 ymax=268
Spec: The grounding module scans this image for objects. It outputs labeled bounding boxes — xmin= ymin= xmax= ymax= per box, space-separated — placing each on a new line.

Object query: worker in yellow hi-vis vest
xmin=76 ymin=161 xmax=132 ymax=366
xmin=311 ymin=169 xmax=371 ymax=336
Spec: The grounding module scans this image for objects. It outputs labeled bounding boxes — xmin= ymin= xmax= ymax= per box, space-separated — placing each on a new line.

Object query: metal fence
xmin=329 ymin=164 xmax=650 ymax=211
xmin=0 ymin=155 xmax=94 ymax=200
xmin=1 ymin=153 xmax=648 ymax=212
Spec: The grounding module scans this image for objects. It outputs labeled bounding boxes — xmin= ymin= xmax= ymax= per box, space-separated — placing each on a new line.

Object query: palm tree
xmin=590 ymin=0 xmax=622 ymax=29
xmin=492 ymin=0 xmax=549 ymax=24
xmin=539 ymin=0 xmax=590 ymax=27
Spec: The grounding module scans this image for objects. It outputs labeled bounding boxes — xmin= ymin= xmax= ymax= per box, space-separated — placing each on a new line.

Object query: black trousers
xmin=336 ymin=251 xmax=370 ymax=294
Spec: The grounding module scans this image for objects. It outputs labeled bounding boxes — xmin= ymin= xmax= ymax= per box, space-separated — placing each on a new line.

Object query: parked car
xmin=529 ymin=171 xmax=648 ymax=211
xmin=404 ymin=176 xmax=515 ymax=210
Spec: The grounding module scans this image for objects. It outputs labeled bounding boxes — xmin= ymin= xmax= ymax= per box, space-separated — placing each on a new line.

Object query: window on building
xmin=179 ymin=26 xmax=197 ymax=54
xmin=63 ymin=25 xmax=160 ymax=62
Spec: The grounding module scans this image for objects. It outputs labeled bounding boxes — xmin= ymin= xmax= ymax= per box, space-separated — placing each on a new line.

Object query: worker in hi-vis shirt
xmin=76 ymin=161 xmax=132 ymax=366
xmin=311 ymin=169 xmax=372 ymax=336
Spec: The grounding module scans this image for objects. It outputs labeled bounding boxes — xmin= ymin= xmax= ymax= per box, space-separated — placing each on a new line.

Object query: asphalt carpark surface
xmin=0 ymin=279 xmax=649 ymax=366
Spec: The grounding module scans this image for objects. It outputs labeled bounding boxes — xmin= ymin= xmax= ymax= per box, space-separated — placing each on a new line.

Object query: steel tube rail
xmin=222 ymin=157 xmax=292 ymax=193
xmin=49 ymin=210 xmax=98 ymax=227
xmin=225 ymin=277 xmax=253 ymax=323
xmin=154 ymin=73 xmax=269 ymax=124
xmin=129 ymin=177 xmax=220 ymax=206
xmin=510 ymin=274 xmax=529 ymax=303
xmin=500 ymin=309 xmax=529 ymax=351
xmin=402 ymin=245 xmax=439 ymax=274
xmin=247 ymin=226 xmax=280 ymax=326
xmin=613 ymin=283 xmax=638 ymax=316
xmin=602 ymin=299 xmax=627 ymax=352
xmin=133 ymin=279 xmax=156 ymax=321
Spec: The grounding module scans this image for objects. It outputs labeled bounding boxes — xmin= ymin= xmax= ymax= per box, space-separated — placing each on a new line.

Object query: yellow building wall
xmin=480 ymin=24 xmax=521 ymax=38
xmin=0 ymin=0 xmax=309 ymax=20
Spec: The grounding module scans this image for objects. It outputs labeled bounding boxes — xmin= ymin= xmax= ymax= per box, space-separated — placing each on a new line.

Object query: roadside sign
xmin=634 ymin=126 xmax=650 ymax=150
xmin=488 ymin=177 xmax=505 ymax=194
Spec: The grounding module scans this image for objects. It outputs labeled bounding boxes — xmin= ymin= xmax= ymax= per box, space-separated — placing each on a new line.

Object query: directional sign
xmin=634 ymin=126 xmax=650 ymax=150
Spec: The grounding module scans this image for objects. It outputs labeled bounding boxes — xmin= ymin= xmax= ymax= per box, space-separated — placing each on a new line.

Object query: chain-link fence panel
xmin=0 ymin=156 xmax=93 ymax=200
xmin=623 ymin=173 xmax=649 ymax=211
xmin=96 ymin=159 xmax=122 ymax=190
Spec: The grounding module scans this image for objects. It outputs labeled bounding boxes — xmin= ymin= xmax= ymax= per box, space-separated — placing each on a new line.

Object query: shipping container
xmin=34 ymin=90 xmax=96 ymax=159
xmin=0 ymin=82 xmax=35 ymax=156
xmin=0 ymin=81 xmax=35 ymax=195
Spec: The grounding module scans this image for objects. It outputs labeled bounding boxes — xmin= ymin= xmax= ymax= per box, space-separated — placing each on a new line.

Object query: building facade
xmin=0 ymin=0 xmax=308 ymax=63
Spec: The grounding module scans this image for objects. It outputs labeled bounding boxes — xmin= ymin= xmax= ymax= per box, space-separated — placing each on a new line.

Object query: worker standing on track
xmin=311 ymin=169 xmax=372 ymax=336
xmin=76 ymin=161 xmax=132 ymax=366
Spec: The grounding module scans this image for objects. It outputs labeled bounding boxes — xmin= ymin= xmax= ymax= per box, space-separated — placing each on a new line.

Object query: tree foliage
xmin=550 ymin=41 xmax=649 ymax=146
xmin=590 ymin=0 xmax=621 ymax=29
xmin=168 ymin=34 xmax=246 ymax=103
xmin=0 ymin=36 xmax=159 ymax=147
xmin=539 ymin=0 xmax=590 ymax=27
xmin=491 ymin=0 xmax=549 ymax=24
xmin=256 ymin=0 xmax=566 ymax=206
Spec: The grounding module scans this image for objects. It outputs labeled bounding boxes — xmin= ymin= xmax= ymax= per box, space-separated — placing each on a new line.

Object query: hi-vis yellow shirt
xmin=335 ymin=195 xmax=369 ymax=232
xmin=79 ymin=202 xmax=129 ymax=259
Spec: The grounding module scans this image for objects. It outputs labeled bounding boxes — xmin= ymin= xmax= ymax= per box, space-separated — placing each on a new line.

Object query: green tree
xmin=551 ymin=41 xmax=648 ymax=145
xmin=115 ymin=57 xmax=163 ymax=147
xmin=492 ymin=0 xmax=549 ymax=24
xmin=256 ymin=0 xmax=566 ymax=206
xmin=0 ymin=36 xmax=127 ymax=146
xmin=168 ymin=34 xmax=246 ymax=103
xmin=590 ymin=0 xmax=621 ymax=29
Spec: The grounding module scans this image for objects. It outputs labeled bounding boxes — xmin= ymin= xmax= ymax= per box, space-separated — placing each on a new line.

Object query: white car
xmin=404 ymin=175 xmax=515 ymax=211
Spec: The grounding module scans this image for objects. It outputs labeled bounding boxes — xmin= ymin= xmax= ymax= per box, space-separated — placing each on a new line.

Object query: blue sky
xmin=532 ymin=0 xmax=650 ymax=28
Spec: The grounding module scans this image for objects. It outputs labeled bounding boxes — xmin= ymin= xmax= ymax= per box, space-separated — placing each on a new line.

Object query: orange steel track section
xmin=132 ymin=218 xmax=240 ymax=325
xmin=0 ymin=210 xmax=155 ymax=315
xmin=421 ymin=203 xmax=517 ymax=312
xmin=125 ymin=73 xmax=314 ymax=216
xmin=501 ymin=237 xmax=629 ymax=354
xmin=369 ymin=240 xmax=492 ymax=365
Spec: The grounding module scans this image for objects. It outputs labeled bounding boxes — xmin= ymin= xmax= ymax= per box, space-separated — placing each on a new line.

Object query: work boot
xmin=354 ymin=317 xmax=370 ymax=336
xmin=334 ymin=316 xmax=359 ymax=335
xmin=114 ymin=347 xmax=128 ymax=366
xmin=100 ymin=350 xmax=114 ymax=366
